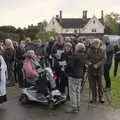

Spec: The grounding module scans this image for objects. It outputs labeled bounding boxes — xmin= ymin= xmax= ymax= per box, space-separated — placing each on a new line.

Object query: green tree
xmin=105 ymin=13 xmax=120 ymax=34
xmin=0 ymin=20 xmax=57 ymax=43
xmin=36 ymin=30 xmax=57 ymax=43
xmin=0 ymin=26 xmax=16 ymax=33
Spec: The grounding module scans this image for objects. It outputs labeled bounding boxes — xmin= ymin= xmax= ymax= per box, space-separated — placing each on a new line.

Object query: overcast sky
xmin=0 ymin=0 xmax=120 ymax=28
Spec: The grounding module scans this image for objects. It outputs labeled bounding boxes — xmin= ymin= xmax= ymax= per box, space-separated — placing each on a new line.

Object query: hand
xmin=88 ymin=62 xmax=92 ymax=66
xmin=93 ymin=64 xmax=98 ymax=69
xmin=85 ymin=64 xmax=88 ymax=68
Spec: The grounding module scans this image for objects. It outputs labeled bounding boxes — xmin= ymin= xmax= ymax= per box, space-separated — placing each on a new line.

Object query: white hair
xmin=75 ymin=43 xmax=86 ymax=53
xmin=27 ymin=50 xmax=35 ymax=55
xmin=5 ymin=39 xmax=14 ymax=49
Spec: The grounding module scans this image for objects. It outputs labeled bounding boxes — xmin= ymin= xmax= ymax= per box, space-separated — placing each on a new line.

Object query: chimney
xmin=60 ymin=10 xmax=62 ymax=19
xmin=101 ymin=10 xmax=104 ymax=19
xmin=85 ymin=10 xmax=87 ymax=19
xmin=83 ymin=11 xmax=85 ymax=18
xmin=83 ymin=10 xmax=87 ymax=19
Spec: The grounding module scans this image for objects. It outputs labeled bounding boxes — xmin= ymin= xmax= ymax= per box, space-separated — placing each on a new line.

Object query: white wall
xmin=81 ymin=16 xmax=104 ymax=34
xmin=46 ymin=18 xmax=81 ymax=34
xmin=46 ymin=17 xmax=62 ymax=33
xmin=62 ymin=28 xmax=81 ymax=34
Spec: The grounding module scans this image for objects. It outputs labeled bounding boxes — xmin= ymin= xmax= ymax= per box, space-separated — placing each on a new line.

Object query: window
xmin=93 ymin=20 xmax=95 ymax=24
xmin=52 ymin=28 xmax=55 ymax=31
xmin=74 ymin=29 xmax=77 ymax=33
xmin=65 ymin=29 xmax=69 ymax=32
xmin=92 ymin=29 xmax=96 ymax=32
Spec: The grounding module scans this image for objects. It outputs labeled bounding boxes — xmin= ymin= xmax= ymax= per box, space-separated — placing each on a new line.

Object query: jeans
xmin=68 ymin=77 xmax=82 ymax=109
xmin=7 ymin=62 xmax=15 ymax=85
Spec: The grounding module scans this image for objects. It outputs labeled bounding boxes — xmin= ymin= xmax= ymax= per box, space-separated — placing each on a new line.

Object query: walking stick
xmin=87 ymin=74 xmax=91 ymax=111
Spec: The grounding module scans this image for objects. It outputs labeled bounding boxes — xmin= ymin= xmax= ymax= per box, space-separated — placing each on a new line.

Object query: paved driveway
xmin=0 ymin=87 xmax=120 ymax=120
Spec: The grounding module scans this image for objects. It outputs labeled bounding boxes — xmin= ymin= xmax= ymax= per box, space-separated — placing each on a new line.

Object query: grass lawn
xmin=111 ymin=60 xmax=120 ymax=108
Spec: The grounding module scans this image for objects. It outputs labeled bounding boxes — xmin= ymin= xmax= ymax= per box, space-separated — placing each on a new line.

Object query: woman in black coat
xmin=60 ymin=42 xmax=73 ymax=95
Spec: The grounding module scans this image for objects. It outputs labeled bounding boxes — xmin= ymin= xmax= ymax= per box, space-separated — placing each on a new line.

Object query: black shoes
xmin=89 ymin=99 xmax=105 ymax=104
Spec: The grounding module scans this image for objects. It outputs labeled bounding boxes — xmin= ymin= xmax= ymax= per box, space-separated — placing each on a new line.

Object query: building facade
xmin=46 ymin=10 xmax=105 ymax=36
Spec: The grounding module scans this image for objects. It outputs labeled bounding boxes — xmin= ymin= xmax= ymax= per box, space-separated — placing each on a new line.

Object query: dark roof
xmin=56 ymin=18 xmax=90 ymax=28
xmin=56 ymin=18 xmax=104 ymax=28
xmin=99 ymin=18 xmax=104 ymax=25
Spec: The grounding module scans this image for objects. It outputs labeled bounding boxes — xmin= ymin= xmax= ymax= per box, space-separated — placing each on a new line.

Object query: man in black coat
xmin=51 ymin=35 xmax=64 ymax=90
xmin=46 ymin=36 xmax=56 ymax=67
xmin=104 ymin=39 xmax=113 ymax=91
xmin=114 ymin=44 xmax=120 ymax=76
xmin=16 ymin=41 xmax=25 ymax=88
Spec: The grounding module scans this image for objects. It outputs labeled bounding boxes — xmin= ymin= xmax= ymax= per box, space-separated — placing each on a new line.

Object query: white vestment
xmin=0 ymin=55 xmax=7 ymax=97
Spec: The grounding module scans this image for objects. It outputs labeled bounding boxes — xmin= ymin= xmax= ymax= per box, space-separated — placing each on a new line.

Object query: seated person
xmin=23 ymin=50 xmax=50 ymax=97
xmin=23 ymin=50 xmax=39 ymax=81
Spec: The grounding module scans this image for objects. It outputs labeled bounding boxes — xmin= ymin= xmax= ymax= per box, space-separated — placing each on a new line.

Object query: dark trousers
xmin=36 ymin=79 xmax=48 ymax=95
xmin=7 ymin=62 xmax=15 ymax=85
xmin=17 ymin=63 xmax=24 ymax=88
xmin=60 ymin=71 xmax=68 ymax=94
xmin=88 ymin=73 xmax=103 ymax=101
xmin=104 ymin=64 xmax=111 ymax=89
xmin=55 ymin=73 xmax=60 ymax=90
xmin=47 ymin=57 xmax=53 ymax=68
xmin=114 ymin=58 xmax=119 ymax=76
xmin=14 ymin=62 xmax=18 ymax=83
xmin=52 ymin=59 xmax=60 ymax=90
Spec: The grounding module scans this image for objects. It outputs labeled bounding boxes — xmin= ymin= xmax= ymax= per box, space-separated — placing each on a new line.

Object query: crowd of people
xmin=0 ymin=35 xmax=120 ymax=113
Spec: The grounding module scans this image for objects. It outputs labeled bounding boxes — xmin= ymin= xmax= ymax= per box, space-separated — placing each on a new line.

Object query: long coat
xmin=86 ymin=47 xmax=107 ymax=76
xmin=0 ymin=55 xmax=7 ymax=103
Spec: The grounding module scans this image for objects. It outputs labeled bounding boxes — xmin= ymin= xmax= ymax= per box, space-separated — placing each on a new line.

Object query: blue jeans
xmin=7 ymin=62 xmax=15 ymax=84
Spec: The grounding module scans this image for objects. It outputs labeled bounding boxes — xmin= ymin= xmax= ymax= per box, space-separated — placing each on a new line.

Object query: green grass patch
xmin=111 ymin=76 xmax=120 ymax=108
xmin=111 ymin=60 xmax=120 ymax=108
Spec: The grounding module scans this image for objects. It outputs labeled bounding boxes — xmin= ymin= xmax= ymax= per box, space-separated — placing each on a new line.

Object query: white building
xmin=46 ymin=10 xmax=105 ymax=36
